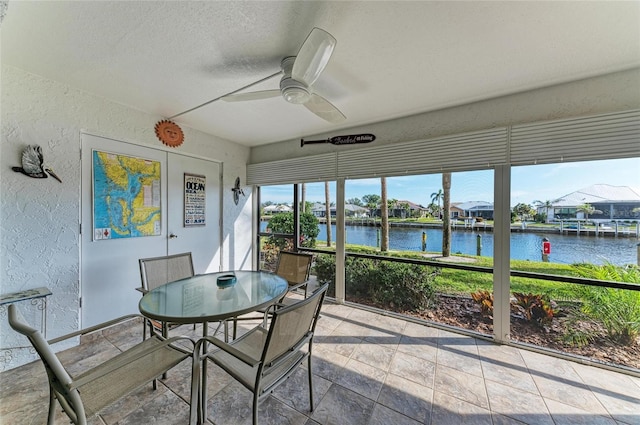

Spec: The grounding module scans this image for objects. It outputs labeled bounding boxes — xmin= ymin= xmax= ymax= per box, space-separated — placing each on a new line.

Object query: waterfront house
xmin=451 ymin=201 xmax=495 ymax=220
xmin=311 ymin=203 xmax=369 ymax=218
xmin=393 ymin=200 xmax=429 ymax=219
xmin=367 ymin=200 xmax=429 ymax=219
xmin=263 ymin=204 xmax=293 ymax=215
xmin=386 ymin=200 xmax=429 ymax=219
xmin=538 ymin=184 xmax=640 ymax=222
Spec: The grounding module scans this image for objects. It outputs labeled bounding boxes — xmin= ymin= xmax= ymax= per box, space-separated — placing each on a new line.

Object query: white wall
xmin=250 ymin=68 xmax=640 ymax=164
xmin=0 ymin=65 xmax=252 ymax=370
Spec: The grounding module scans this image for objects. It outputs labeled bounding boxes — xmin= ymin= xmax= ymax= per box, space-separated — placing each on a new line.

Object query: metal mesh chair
xmin=138 ymin=252 xmax=195 ymax=293
xmin=7 ymin=304 xmax=196 ymax=425
xmin=138 ymin=252 xmax=195 ymax=336
xmin=275 ymin=251 xmax=313 ymax=299
xmin=230 ymin=251 xmax=313 ymax=338
xmin=191 ymin=283 xmax=328 ymax=425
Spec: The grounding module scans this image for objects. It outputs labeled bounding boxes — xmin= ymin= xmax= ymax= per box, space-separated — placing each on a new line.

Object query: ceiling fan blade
xmin=292 ymin=27 xmax=336 ymax=87
xmin=221 ymin=90 xmax=281 ymax=102
xmin=304 ymin=93 xmax=346 ymax=123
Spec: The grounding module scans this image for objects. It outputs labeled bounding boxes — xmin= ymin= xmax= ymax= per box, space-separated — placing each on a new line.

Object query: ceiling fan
xmin=221 ymin=27 xmax=346 ymax=124
xmin=163 ymin=27 xmax=345 ymax=137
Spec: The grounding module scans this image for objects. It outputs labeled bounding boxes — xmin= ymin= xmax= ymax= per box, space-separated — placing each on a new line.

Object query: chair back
xmin=139 ymin=252 xmax=194 ymax=291
xmin=275 ymin=251 xmax=312 ymax=287
xmin=8 ymin=305 xmax=86 ymax=423
xmin=262 ymin=283 xmax=327 ymax=366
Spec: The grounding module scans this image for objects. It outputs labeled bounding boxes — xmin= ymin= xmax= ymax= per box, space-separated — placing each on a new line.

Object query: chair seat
xmin=7 ymin=305 xmax=197 ymax=425
xmin=76 ymin=335 xmax=190 ymax=416
xmin=194 ymin=284 xmax=328 ymax=425
xmin=209 ymin=327 xmax=307 ymax=394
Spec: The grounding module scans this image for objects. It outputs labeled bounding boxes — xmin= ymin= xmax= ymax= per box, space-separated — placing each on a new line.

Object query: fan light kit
xmin=164 ymin=27 xmax=346 ymax=124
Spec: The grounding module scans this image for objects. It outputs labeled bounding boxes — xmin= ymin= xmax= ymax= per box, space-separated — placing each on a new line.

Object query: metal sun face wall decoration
xmin=154 ymin=120 xmax=184 ymax=147
xmin=12 ymin=144 xmax=62 ymax=182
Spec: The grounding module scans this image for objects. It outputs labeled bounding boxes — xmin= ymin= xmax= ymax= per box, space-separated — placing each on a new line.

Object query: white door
xmin=81 ymin=134 xmax=221 ymax=327
xmin=167 ymin=153 xmax=221 ymax=273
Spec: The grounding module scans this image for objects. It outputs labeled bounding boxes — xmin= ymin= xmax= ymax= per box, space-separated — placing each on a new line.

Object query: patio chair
xmin=230 ymin=251 xmax=313 ymax=338
xmin=138 ymin=252 xmax=195 ymax=336
xmin=275 ymin=251 xmax=313 ymax=300
xmin=138 ymin=251 xmax=195 ymax=294
xmin=191 ymin=283 xmax=328 ymax=425
xmin=7 ymin=304 xmax=196 ymax=425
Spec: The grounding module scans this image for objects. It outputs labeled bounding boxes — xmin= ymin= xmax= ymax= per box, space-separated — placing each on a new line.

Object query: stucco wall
xmin=0 ymin=65 xmax=251 ymax=370
xmin=250 ymin=68 xmax=640 ymax=164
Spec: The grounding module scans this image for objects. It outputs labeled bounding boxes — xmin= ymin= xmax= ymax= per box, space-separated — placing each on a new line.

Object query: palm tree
xmin=533 ymin=199 xmax=554 ymax=223
xmin=576 ymin=203 xmax=602 ymax=222
xmin=362 ymin=194 xmax=380 ymax=219
xmin=431 ymin=189 xmax=444 ymax=219
xmin=380 ymin=177 xmax=389 ymax=251
xmin=442 ymin=173 xmax=451 ymax=257
xmin=324 ymin=181 xmax=332 ymax=247
xmin=387 ymin=198 xmax=398 ymax=218
xmin=427 ymin=202 xmax=439 ymax=218
xmin=398 ymin=202 xmax=411 ymax=219
xmin=301 ymin=183 xmax=306 ymax=213
xmin=513 ymin=202 xmax=535 ymax=222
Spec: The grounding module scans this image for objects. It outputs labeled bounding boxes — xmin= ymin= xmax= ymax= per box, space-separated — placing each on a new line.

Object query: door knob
xmin=169 ymin=233 xmax=178 ymax=239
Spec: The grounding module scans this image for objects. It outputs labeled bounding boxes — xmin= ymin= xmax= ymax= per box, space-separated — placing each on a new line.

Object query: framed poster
xmin=184 ymin=173 xmax=206 ymax=226
xmin=92 ymin=150 xmax=161 ymax=240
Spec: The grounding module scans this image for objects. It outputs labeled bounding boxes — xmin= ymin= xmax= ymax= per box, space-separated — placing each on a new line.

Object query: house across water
xmin=538 ymin=184 xmax=640 ymax=223
xmin=451 ymin=201 xmax=494 ymax=220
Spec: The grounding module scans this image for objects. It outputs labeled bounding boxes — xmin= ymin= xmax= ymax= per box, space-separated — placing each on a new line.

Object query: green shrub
xmin=314 ymin=253 xmax=336 ymax=297
xmin=572 ymin=263 xmax=640 ymax=345
xmin=366 ymin=261 xmax=435 ymax=311
xmin=314 ymin=254 xmax=436 ymax=311
xmin=344 ymin=257 xmax=378 ymax=296
xmin=266 ymin=212 xmax=319 ymax=248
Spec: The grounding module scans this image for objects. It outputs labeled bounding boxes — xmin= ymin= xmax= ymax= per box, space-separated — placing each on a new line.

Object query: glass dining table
xmin=138 ymin=270 xmax=289 ymax=422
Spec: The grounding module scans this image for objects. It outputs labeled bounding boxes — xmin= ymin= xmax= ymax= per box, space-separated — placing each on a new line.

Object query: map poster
xmin=92 ymin=150 xmax=161 ymax=240
xmin=184 ymin=173 xmax=206 ymax=227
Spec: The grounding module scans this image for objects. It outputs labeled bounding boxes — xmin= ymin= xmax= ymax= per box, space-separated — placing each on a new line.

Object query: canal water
xmin=262 ymin=223 xmax=638 ymax=266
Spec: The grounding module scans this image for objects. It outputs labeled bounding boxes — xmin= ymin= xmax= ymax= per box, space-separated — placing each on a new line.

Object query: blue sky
xmin=261 ymin=157 xmax=640 ymax=207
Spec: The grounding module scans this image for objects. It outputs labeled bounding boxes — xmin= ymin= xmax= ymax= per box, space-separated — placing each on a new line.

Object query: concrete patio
xmin=1 ymin=300 xmax=639 ymax=425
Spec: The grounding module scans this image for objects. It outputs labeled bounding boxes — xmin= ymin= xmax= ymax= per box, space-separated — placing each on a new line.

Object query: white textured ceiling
xmin=2 ymin=1 xmax=639 ymax=147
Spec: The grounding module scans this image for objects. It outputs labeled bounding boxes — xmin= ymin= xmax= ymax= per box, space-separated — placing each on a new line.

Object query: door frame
xmin=79 ymin=131 xmax=224 ymax=326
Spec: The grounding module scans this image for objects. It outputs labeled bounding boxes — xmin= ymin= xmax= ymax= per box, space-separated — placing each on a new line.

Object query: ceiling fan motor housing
xmin=280 ymin=56 xmax=310 ymax=104
xmin=280 ymin=77 xmax=310 ymax=104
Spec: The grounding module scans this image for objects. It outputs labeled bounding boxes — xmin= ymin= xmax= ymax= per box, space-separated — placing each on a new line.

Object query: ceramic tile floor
xmin=1 ymin=300 xmax=639 ymax=425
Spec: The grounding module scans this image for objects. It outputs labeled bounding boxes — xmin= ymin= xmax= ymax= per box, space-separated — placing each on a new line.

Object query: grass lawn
xmin=316 ymin=243 xmax=588 ymax=301
xmin=432 ymin=256 xmax=582 ymax=300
